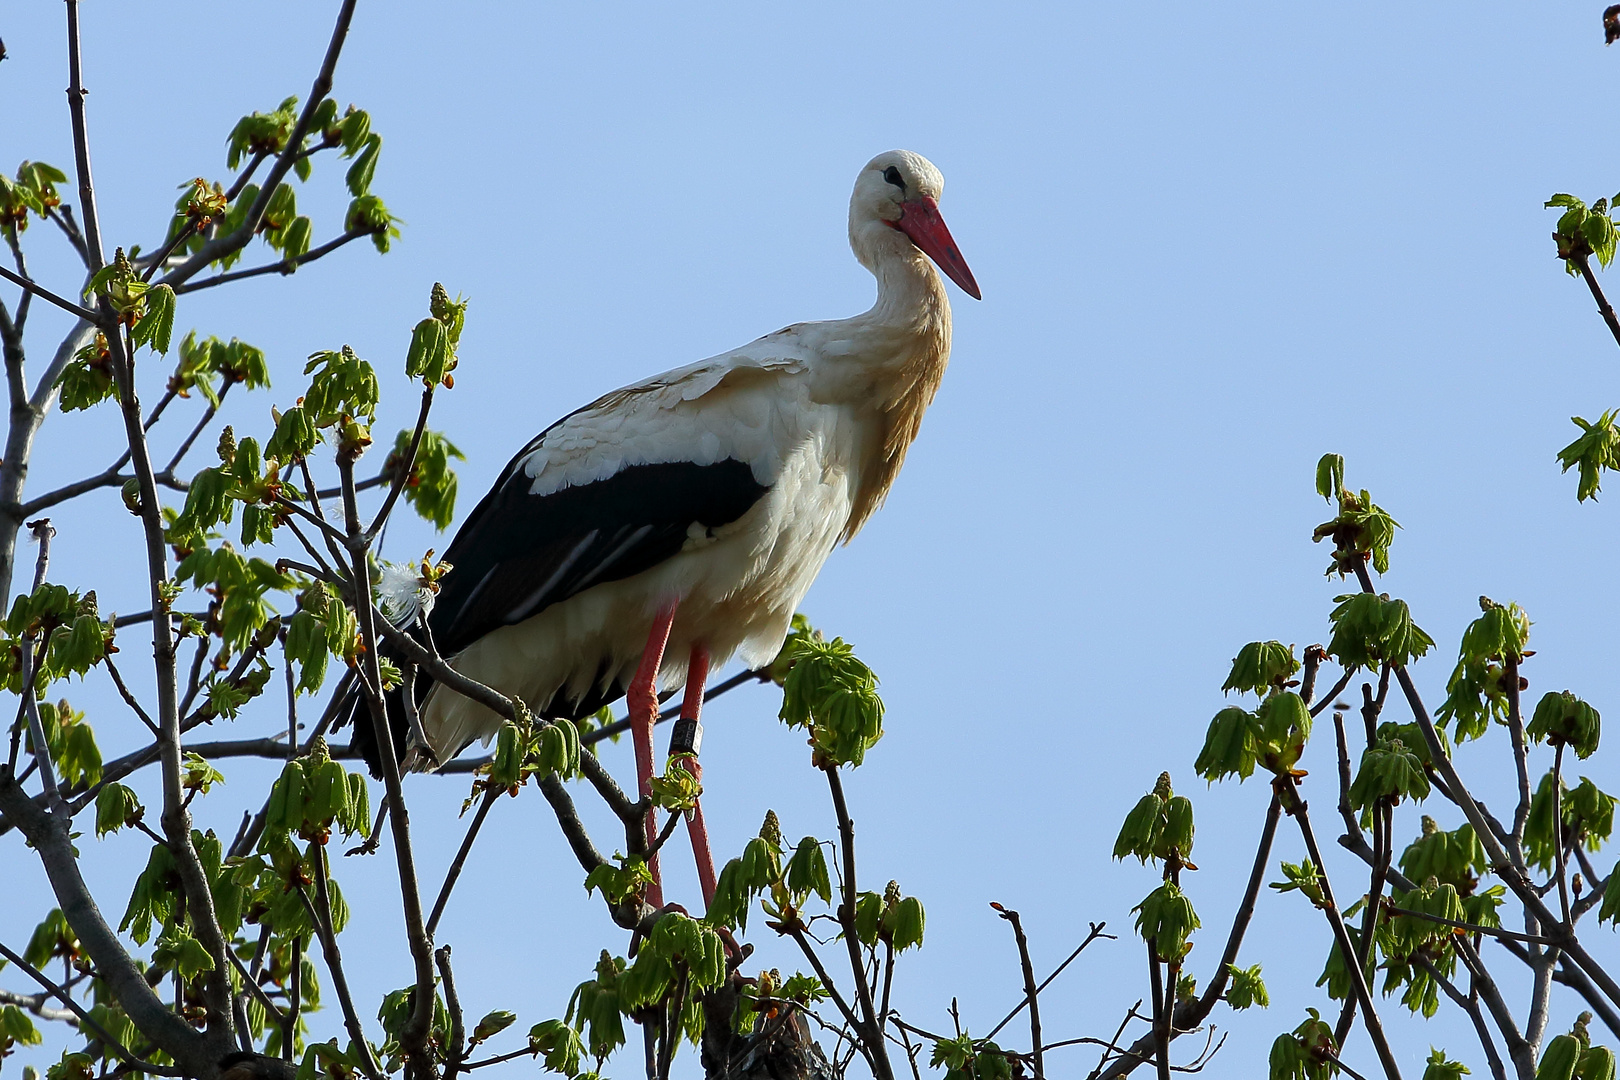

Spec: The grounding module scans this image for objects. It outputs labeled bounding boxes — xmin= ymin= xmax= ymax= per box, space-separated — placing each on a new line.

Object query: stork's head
xmin=849 ymin=150 xmax=980 ymax=300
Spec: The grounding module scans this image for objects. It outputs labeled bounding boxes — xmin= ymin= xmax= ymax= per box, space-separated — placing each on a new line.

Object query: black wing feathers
xmin=430 ymin=458 xmax=768 ymax=653
xmin=344 ymin=455 xmax=769 ymax=776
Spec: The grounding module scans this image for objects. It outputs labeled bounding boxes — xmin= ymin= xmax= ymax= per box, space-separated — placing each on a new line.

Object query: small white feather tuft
xmin=377 ymin=561 xmax=434 ymax=627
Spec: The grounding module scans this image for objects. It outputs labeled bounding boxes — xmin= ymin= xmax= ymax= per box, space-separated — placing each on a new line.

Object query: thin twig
xmin=426 ymin=784 xmax=500 ymax=937
xmin=310 ymin=848 xmax=386 ymax=1079
xmin=987 ymin=922 xmax=1112 ymax=1041
xmin=1553 ymin=742 xmax=1572 ymax=927
xmin=160 ymin=382 xmax=233 ymax=476
xmin=21 ymin=520 xmax=61 ymax=807
xmin=173 ymin=229 xmax=376 ymax=295
xmin=1413 ymin=954 xmax=1507 ymax=1080
xmin=1146 ymin=937 xmax=1170 ymax=1080
xmin=103 ymin=653 xmax=159 ymax=736
xmin=436 ymin=946 xmax=468 ymax=1080
xmin=0 ymin=941 xmax=181 ymax=1075
xmin=825 ymin=765 xmax=894 ymax=1080
xmin=366 ymin=386 xmax=433 ymax=539
xmin=339 ymin=453 xmax=438 ymax=1059
xmin=0 ymin=262 xmax=99 ymax=322
xmin=1574 ymin=252 xmax=1620 ymax=350
xmin=994 ymin=906 xmax=1044 ymax=1079
xmin=1310 ymin=670 xmax=1356 ymax=718
xmin=1279 ymin=776 xmax=1402 ymax=1080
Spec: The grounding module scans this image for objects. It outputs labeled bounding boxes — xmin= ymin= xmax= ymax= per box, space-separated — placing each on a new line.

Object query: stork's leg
xmin=629 ymin=601 xmax=678 ymax=910
xmin=670 ymin=643 xmax=718 ymax=909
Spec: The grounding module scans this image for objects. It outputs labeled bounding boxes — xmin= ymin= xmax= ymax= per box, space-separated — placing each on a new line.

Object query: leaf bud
xmin=121 ymin=479 xmax=143 ymax=516
xmin=1152 ymin=772 xmax=1173 ymax=800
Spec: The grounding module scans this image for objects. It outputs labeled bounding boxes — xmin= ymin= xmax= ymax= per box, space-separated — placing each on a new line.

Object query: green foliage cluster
xmin=1437 ymin=599 xmax=1531 ymax=742
xmin=0 ymin=161 xmax=67 ymax=236
xmin=260 ymin=740 xmax=372 ymax=847
xmin=929 ymin=1033 xmax=1015 ymax=1080
xmin=1195 ymin=642 xmax=1313 ymax=781
xmin=1548 ymin=193 xmax=1620 ymax=272
xmin=1269 ymin=1008 xmax=1337 ymax=1080
xmin=1525 ymin=772 xmax=1615 ymax=874
xmin=1312 ymin=453 xmax=1401 ymax=575
xmin=484 ymin=714 xmax=581 ymax=797
xmin=777 ymin=631 xmax=885 ymax=767
xmin=1114 ymin=771 xmax=1195 ymax=866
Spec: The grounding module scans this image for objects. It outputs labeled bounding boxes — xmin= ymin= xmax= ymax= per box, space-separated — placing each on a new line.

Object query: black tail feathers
xmin=333 ymin=637 xmax=427 ymax=780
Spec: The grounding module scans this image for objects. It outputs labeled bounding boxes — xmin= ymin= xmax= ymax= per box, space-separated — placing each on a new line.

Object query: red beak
xmin=897 ymin=197 xmax=981 ymax=300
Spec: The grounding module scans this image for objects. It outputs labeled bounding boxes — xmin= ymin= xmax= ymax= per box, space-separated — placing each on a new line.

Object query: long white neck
xmin=820 ymin=224 xmax=954 ymax=540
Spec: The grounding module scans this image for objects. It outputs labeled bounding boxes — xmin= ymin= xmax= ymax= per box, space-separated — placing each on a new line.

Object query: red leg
xmin=671 ymin=643 xmax=718 ymax=909
xmin=629 ymin=601 xmax=678 ymax=910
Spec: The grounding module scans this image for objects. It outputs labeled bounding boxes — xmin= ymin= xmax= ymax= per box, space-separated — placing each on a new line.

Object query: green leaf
xmin=384 ymin=427 xmax=464 ymax=530
xmin=1558 ymin=411 xmax=1620 ymax=502
xmin=227 ymin=96 xmax=299 ymax=168
xmin=1256 ymin=691 xmax=1312 ymax=774
xmin=1223 ymin=641 xmax=1300 ymax=697
xmin=1599 ymin=862 xmax=1620 ymax=925
xmin=1270 ymin=859 xmax=1326 ymax=908
xmin=1226 ymin=963 xmax=1269 ymax=1010
xmin=1528 ymin=690 xmax=1602 ymax=759
xmin=337 ymin=107 xmax=372 ymax=156
xmin=346 ymin=194 xmax=399 ymax=251
xmin=886 ymin=894 xmax=926 ymax=952
xmin=1579 ymin=1046 xmax=1616 ymax=1080
xmin=1194 ymin=706 xmax=1259 ymax=782
xmin=1315 ymin=453 xmax=1343 ymax=501
xmin=470 ymin=1010 xmax=517 ymax=1046
xmin=1 ymin=1004 xmax=42 ymax=1047
xmin=94 ymin=782 xmax=142 ymax=838
xmin=345 ymin=134 xmax=381 ymax=197
xmin=1349 ymin=736 xmax=1431 ymax=809
xmin=153 ymin=924 xmax=214 ymax=979
xmin=1269 ymin=1008 xmax=1337 ymax=1080
xmin=784 ymin=836 xmax=832 ymax=903
xmin=1312 ymin=479 xmax=1401 ymax=575
xmin=262 ymin=182 xmax=298 ymax=234
xmin=281 ymin=216 xmax=312 ymax=261
xmin=583 ymin=855 xmax=652 ymax=907
xmin=266 ymin=405 xmax=319 ymax=462
xmin=1326 ymin=592 xmax=1433 ymax=673
xmin=302 ymin=345 xmax=379 ymax=426
xmin=23 ymin=910 xmax=77 ymax=969
xmin=54 ymin=334 xmax=118 ymax=412
xmin=131 ymin=284 xmax=176 ymax=355
xmin=1539 ymin=1033 xmax=1582 ymax=1080
xmin=1113 ymin=791 xmax=1165 ymax=863
xmin=1398 ymin=817 xmax=1486 ymax=892
xmin=1133 ymin=882 xmax=1199 ymax=963
xmin=527 ymin=1019 xmax=585 ymax=1076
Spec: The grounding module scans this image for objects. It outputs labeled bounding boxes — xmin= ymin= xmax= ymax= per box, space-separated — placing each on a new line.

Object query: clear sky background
xmin=7 ymin=2 xmax=1620 ymax=1076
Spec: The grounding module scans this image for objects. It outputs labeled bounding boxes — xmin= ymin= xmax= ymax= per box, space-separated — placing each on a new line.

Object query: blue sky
xmin=7 ymin=2 xmax=1620 ymax=1075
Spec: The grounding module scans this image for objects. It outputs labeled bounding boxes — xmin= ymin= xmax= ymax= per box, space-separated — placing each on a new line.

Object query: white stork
xmin=351 ymin=149 xmax=979 ymax=910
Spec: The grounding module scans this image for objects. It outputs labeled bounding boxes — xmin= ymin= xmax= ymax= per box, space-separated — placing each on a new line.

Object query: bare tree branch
xmin=0 ymin=261 xmax=99 ymax=322
xmin=0 ymin=940 xmax=182 ymax=1075
xmin=173 ymin=228 xmax=378 ymax=296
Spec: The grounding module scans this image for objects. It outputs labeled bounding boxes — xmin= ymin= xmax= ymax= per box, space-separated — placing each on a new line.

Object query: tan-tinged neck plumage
xmin=833 ymin=246 xmax=953 ymax=542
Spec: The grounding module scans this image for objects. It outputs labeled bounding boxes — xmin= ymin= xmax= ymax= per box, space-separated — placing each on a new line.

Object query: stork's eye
xmin=882 ymin=166 xmax=905 ymax=190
